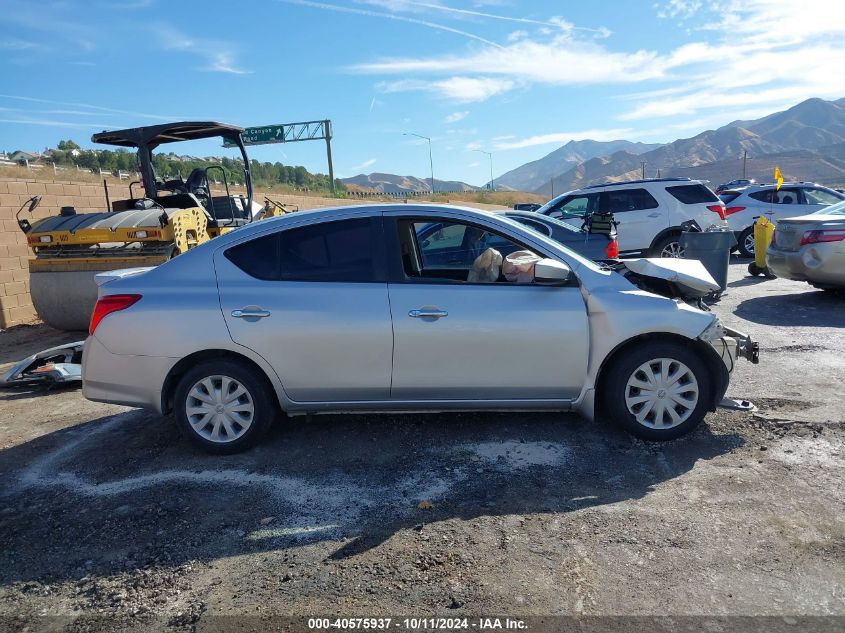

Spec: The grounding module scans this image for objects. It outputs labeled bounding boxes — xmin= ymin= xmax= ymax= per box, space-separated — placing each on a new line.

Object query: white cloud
xmin=350 ymin=158 xmax=377 ymax=171
xmin=356 ymin=39 xmax=662 ymax=87
xmin=467 ymin=161 xmax=481 ymax=167
xmin=378 ymin=77 xmax=515 ymax=102
xmin=494 ymin=128 xmax=634 ymax=150
xmin=444 ymin=110 xmax=469 ymax=123
xmin=279 ymin=0 xmax=503 ymax=47
xmin=619 ymin=1 xmax=845 ymax=123
xmin=153 ymin=24 xmax=251 ymax=74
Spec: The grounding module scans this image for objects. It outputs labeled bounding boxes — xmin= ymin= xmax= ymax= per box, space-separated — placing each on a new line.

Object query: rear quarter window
xmin=602 ymin=188 xmax=658 ymax=212
xmin=225 ymin=218 xmax=378 ymax=282
xmin=719 ymin=192 xmax=741 ymax=204
xmin=665 ymin=184 xmax=720 ymax=204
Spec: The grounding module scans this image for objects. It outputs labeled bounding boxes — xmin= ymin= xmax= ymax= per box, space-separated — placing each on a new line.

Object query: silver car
xmin=766 ymin=202 xmax=845 ymax=290
xmin=82 ymin=204 xmax=758 ymax=453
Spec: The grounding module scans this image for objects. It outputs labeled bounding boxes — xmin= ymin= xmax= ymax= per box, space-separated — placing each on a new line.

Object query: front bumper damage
xmin=699 ymin=322 xmax=759 ymax=412
xmin=0 ymin=341 xmax=84 ymax=387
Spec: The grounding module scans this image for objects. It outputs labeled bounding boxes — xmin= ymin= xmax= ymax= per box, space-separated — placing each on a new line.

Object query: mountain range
xmin=341 ymin=172 xmax=476 ymax=194
xmin=342 ymin=97 xmax=845 ymax=196
xmin=532 ymin=97 xmax=845 ymax=195
xmin=492 ymin=139 xmax=661 ymax=192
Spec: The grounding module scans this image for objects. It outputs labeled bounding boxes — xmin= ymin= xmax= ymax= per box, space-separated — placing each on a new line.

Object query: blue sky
xmin=2 ymin=0 xmax=844 ymax=186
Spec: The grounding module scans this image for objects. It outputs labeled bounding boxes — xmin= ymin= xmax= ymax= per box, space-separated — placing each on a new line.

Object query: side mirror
xmin=533 ymin=258 xmax=573 ymax=285
xmin=28 ymin=195 xmax=41 ymax=213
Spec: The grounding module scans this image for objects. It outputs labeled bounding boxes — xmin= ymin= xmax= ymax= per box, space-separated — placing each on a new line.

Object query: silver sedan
xmin=767 ymin=203 xmax=845 ymax=291
xmin=82 ymin=204 xmax=757 ymax=453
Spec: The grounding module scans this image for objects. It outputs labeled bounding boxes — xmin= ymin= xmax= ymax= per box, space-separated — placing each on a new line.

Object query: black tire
xmin=737 ymin=226 xmax=755 ymax=258
xmin=649 ymin=233 xmax=684 ymax=258
xmin=603 ymin=342 xmax=713 ymax=441
xmin=173 ymin=359 xmax=276 ymax=454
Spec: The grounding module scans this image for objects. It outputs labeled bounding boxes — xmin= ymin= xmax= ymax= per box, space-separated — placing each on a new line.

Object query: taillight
xmin=706 ymin=204 xmax=726 ymax=220
xmin=89 ymin=294 xmax=142 ymax=335
xmin=724 ymin=206 xmax=746 ymax=215
xmin=799 ymin=229 xmax=845 ymax=246
xmin=605 ymin=239 xmax=619 ymax=259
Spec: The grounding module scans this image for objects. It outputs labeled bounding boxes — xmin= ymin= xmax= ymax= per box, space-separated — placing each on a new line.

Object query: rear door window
xmin=666 ymin=184 xmax=720 ymax=204
xmin=225 ymin=218 xmax=380 ymax=282
xmin=600 ymin=188 xmax=659 ymax=213
xmin=748 ymin=188 xmax=801 ymax=205
xmin=803 ymin=188 xmax=843 ymax=205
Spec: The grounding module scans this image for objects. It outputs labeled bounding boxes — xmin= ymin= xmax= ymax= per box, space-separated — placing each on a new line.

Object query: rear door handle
xmin=231 ymin=308 xmax=271 ymax=319
xmin=409 ymin=308 xmax=448 ymax=319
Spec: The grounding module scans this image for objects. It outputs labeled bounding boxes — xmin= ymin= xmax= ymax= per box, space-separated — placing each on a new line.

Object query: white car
xmin=718 ymin=182 xmax=845 ymax=257
xmin=535 ymin=178 xmax=727 ymax=257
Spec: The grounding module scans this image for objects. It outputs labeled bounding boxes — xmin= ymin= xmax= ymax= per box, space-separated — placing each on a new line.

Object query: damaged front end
xmin=699 ymin=319 xmax=760 ymax=367
xmin=0 ymin=341 xmax=84 ymax=387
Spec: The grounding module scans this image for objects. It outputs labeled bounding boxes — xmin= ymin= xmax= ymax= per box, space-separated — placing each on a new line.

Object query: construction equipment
xmin=17 ymin=122 xmax=294 ymax=331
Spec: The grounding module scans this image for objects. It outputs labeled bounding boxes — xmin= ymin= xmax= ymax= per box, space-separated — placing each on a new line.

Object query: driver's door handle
xmin=409 ymin=308 xmax=448 ymax=319
xmin=232 ymin=308 xmax=271 ymax=319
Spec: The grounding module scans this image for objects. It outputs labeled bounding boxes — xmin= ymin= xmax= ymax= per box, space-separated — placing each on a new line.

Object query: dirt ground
xmin=0 ymin=259 xmax=844 ymax=631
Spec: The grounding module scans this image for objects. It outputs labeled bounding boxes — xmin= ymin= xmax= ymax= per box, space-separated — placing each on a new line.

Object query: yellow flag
xmin=774 ymin=166 xmax=783 ymax=190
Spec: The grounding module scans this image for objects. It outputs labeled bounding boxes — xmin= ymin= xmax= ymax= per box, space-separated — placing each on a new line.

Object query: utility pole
xmin=742 ymin=149 xmax=747 ymax=179
xmin=474 ymin=149 xmax=494 ymax=191
xmin=404 ymin=132 xmax=434 ymax=193
xmin=551 ymin=176 xmax=554 ymax=199
xmin=325 ymin=120 xmax=335 ymax=194
xmin=641 ymin=161 xmax=647 ymax=179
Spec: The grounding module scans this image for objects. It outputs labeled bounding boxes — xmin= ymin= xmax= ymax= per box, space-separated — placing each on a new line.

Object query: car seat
xmin=467 ymin=248 xmax=502 ymax=282
xmin=782 ymin=195 xmax=793 ymax=204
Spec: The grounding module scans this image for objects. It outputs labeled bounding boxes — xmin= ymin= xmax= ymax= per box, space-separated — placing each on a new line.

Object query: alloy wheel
xmin=185 ymin=375 xmax=255 ymax=443
xmin=660 ymin=241 xmax=685 ymax=258
xmin=624 ymin=358 xmax=699 ymax=429
xmin=744 ymin=232 xmax=755 ymax=255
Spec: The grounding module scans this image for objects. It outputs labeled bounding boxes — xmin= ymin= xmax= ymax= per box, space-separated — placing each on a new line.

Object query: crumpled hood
xmin=623 ymin=258 xmax=720 ymax=297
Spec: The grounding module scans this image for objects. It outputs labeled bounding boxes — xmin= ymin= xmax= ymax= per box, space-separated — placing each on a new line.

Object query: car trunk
xmin=774 ymin=214 xmax=845 ymax=252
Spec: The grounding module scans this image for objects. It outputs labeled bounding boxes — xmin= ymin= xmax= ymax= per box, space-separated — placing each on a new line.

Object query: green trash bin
xmin=680 ymin=228 xmax=737 ymax=292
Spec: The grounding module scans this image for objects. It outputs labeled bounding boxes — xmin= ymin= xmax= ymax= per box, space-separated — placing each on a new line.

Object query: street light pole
xmin=404 ymin=132 xmax=434 ymax=194
xmin=474 ymin=149 xmax=494 ymax=191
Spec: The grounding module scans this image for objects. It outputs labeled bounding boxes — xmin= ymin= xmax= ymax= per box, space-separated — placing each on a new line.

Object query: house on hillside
xmin=9 ymin=150 xmax=43 ymax=166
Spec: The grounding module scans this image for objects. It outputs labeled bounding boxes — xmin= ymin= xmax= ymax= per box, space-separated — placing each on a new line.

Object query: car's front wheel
xmin=174 ymin=359 xmax=276 ymax=454
xmin=603 ymin=342 xmax=712 ymax=441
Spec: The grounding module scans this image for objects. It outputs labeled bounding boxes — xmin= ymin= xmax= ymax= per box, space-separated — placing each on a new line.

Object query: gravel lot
xmin=0 ymin=259 xmax=844 ymax=631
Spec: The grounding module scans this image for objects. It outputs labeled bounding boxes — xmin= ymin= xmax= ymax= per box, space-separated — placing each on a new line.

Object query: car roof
xmin=580 ymin=177 xmax=700 ymax=190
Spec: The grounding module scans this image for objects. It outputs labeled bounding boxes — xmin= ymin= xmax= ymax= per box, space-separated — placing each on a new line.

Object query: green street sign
xmin=241 ymin=125 xmax=287 ymax=145
xmin=224 ymin=121 xmax=332 ymax=147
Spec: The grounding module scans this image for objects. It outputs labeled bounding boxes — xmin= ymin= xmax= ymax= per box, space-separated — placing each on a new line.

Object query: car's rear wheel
xmin=174 ymin=360 xmax=275 ymax=454
xmin=603 ymin=342 xmax=712 ymax=441
xmin=737 ymin=227 xmax=755 ymax=258
xmin=650 ymin=234 xmax=684 ymax=258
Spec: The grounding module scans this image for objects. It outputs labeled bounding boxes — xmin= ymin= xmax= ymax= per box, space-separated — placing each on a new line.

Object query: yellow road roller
xmin=17 ymin=121 xmax=291 ymax=331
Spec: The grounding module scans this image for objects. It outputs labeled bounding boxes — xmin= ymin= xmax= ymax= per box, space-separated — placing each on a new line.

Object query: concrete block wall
xmin=0 ymin=176 xmax=112 ymax=328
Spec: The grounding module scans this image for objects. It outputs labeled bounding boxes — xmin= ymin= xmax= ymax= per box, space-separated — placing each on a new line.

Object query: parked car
xmin=719 ymin=182 xmax=845 ymax=257
xmin=766 ymin=201 xmax=845 ymax=291
xmin=535 ymin=178 xmax=727 ymax=258
xmin=82 ymin=204 xmax=757 ymax=453
xmin=512 ymin=203 xmax=542 ymax=211
xmin=715 ymin=179 xmax=755 ymax=194
xmin=502 ymin=210 xmax=618 ymax=262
